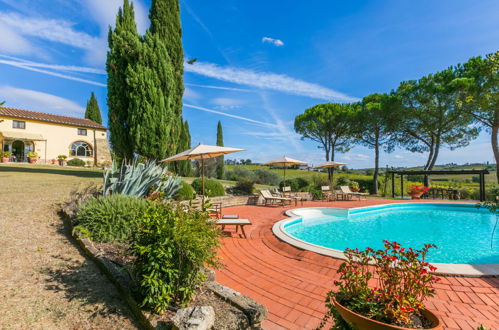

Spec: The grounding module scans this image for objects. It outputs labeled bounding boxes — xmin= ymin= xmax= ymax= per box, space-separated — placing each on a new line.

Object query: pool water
xmin=284 ymin=204 xmax=499 ymax=264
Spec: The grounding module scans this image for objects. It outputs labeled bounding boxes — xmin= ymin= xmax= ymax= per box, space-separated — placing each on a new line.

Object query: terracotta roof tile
xmin=0 ymin=106 xmax=107 ymax=130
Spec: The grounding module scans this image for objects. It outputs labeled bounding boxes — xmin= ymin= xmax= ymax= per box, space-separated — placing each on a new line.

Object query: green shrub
xmin=279 ymin=179 xmax=299 ymax=192
xmin=131 ymin=202 xmax=220 ymax=311
xmin=306 ymin=186 xmax=323 ymax=200
xmin=336 ymin=176 xmax=350 ymax=187
xmin=67 ymin=158 xmax=86 ymax=167
xmin=280 ymin=177 xmax=310 ymax=192
xmin=253 ymin=168 xmax=281 ymax=186
xmin=191 ymin=178 xmax=225 ymax=197
xmin=224 ymin=166 xmax=256 ymax=182
xmin=75 ymin=194 xmax=151 ymax=243
xmin=231 ymin=178 xmax=255 ymax=195
xmin=310 ymin=174 xmax=329 ymax=188
xmin=175 ymin=181 xmax=195 ymax=200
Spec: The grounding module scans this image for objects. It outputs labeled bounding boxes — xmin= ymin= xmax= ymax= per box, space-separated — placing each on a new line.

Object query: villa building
xmin=0 ymin=107 xmax=111 ymax=165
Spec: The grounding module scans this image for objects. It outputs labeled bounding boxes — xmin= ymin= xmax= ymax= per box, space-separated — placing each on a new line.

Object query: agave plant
xmin=103 ymin=158 xmax=181 ymax=199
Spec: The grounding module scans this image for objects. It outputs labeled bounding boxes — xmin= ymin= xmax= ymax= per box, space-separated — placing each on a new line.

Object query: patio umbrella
xmin=264 ymin=156 xmax=307 ymax=188
xmin=161 ymin=144 xmax=244 ymax=204
xmin=314 ymin=161 xmax=347 ymax=190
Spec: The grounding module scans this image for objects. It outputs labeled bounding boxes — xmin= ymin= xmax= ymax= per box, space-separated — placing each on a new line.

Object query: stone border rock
xmin=60 ymin=206 xmax=267 ymax=329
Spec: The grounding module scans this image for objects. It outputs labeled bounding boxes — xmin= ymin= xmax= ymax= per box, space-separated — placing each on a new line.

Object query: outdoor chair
xmin=260 ymin=189 xmax=292 ymax=206
xmin=281 ymin=186 xmax=303 ymax=206
xmin=321 ymin=186 xmax=334 ymax=201
xmin=340 ymin=186 xmax=369 ymax=200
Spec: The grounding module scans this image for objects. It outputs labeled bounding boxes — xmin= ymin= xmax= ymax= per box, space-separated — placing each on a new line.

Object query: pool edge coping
xmin=272 ymin=204 xmax=499 ymax=277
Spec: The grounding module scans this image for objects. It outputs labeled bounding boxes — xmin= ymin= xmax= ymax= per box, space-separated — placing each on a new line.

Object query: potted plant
xmin=408 ymin=184 xmax=430 ymax=199
xmin=57 ymin=155 xmax=67 ymax=166
xmin=27 ymin=152 xmax=38 ymax=164
xmin=50 ymin=159 xmax=57 ymax=165
xmin=1 ymin=151 xmax=11 ymax=163
xmin=320 ymin=241 xmax=442 ymax=330
xmin=350 ymin=181 xmax=360 ymax=192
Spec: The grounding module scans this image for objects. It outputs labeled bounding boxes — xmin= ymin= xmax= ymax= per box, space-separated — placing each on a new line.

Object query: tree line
xmin=294 ymin=51 xmax=498 ymax=194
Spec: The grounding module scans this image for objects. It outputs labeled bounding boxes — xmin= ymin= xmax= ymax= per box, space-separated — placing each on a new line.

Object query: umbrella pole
xmin=283 ymin=166 xmax=286 ymax=191
xmin=201 ymin=157 xmax=205 ymax=207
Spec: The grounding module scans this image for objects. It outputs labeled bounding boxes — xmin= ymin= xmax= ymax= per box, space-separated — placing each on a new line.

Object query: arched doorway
xmin=12 ymin=140 xmax=24 ymax=162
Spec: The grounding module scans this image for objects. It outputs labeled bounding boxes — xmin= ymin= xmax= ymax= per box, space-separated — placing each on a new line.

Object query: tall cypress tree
xmin=107 ymin=0 xmax=187 ymax=163
xmin=177 ymin=120 xmax=192 ymax=176
xmin=216 ymin=121 xmax=224 ymax=179
xmin=127 ymin=31 xmax=175 ymax=159
xmin=149 ymin=0 xmax=185 ymax=167
xmin=106 ymin=0 xmax=141 ymax=160
xmin=84 ymin=92 xmax=102 ymax=124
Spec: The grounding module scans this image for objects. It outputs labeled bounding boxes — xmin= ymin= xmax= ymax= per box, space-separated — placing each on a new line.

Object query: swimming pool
xmin=279 ymin=203 xmax=499 ymax=266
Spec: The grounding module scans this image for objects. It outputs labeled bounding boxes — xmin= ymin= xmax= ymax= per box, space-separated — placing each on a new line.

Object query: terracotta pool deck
xmin=214 ymin=199 xmax=499 ymax=330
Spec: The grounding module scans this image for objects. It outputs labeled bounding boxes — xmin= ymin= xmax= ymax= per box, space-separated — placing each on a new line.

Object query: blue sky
xmin=0 ymin=0 xmax=498 ymax=168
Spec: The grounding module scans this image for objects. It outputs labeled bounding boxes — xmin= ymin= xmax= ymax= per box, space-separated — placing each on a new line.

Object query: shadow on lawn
xmin=0 ymin=165 xmax=102 ymax=178
xmin=40 ymin=253 xmax=139 ymax=325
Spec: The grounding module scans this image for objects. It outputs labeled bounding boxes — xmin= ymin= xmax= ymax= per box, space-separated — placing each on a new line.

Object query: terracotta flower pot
xmin=410 ymin=191 xmax=425 ymax=200
xmin=333 ymin=298 xmax=442 ymax=330
xmin=28 ymin=157 xmax=37 ymax=164
xmin=351 ymin=188 xmax=360 ymax=192
xmin=1 ymin=157 xmax=9 ymax=163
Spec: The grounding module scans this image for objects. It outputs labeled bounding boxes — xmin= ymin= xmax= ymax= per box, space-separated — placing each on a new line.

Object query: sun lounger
xmin=260 ymin=189 xmax=292 ymax=206
xmin=215 ymin=219 xmax=252 ymax=238
xmin=340 ymin=186 xmax=369 ymax=200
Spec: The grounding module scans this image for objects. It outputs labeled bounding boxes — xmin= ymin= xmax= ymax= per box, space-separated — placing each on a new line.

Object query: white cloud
xmin=83 ymin=0 xmax=149 ymax=65
xmin=185 ymin=83 xmax=252 ymax=93
xmin=262 ymin=36 xmax=284 ymax=47
xmin=183 ymin=103 xmax=278 ymax=129
xmin=0 ymin=86 xmax=85 ymax=116
xmin=211 ymin=97 xmax=243 ymax=110
xmin=0 ymin=55 xmax=106 ymax=74
xmin=0 ymin=22 xmax=36 ymax=56
xmin=183 ymin=87 xmax=201 ymax=102
xmin=0 ymin=58 xmax=106 ymax=87
xmin=185 ymin=61 xmax=359 ymax=102
xmin=0 ymin=12 xmax=99 ymax=50
xmin=393 ymin=155 xmax=404 ymax=159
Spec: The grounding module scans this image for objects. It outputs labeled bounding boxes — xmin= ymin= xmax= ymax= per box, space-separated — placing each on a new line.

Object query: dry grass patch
xmin=0 ymin=164 xmax=138 ymax=329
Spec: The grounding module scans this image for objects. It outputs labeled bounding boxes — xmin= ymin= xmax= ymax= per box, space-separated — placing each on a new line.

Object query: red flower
xmin=420 ymin=269 xmax=428 ymax=275
xmin=429 ymin=265 xmax=437 ymax=272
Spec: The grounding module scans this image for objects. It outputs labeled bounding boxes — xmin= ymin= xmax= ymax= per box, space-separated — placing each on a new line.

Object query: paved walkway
xmin=215 ymin=199 xmax=499 ymax=330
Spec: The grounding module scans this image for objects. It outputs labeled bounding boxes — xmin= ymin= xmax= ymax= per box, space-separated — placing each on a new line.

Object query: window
xmin=13 ymin=120 xmax=25 ymax=129
xmin=78 ymin=128 xmax=87 ymax=136
xmin=70 ymin=141 xmax=93 ymax=157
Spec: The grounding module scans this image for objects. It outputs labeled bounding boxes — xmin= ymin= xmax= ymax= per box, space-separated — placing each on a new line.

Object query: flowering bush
xmin=322 ymin=241 xmax=439 ymax=327
xmin=408 ymin=184 xmax=430 ymax=195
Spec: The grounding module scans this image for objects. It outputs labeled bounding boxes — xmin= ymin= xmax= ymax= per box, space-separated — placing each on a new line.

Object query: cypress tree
xmin=216 ymin=121 xmax=224 ymax=179
xmin=127 ymin=31 xmax=175 ymax=159
xmin=84 ymin=92 xmax=102 ymax=124
xmin=177 ymin=120 xmax=192 ymax=176
xmin=106 ymin=0 xmax=141 ymax=160
xmin=149 ymin=0 xmax=184 ymax=165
